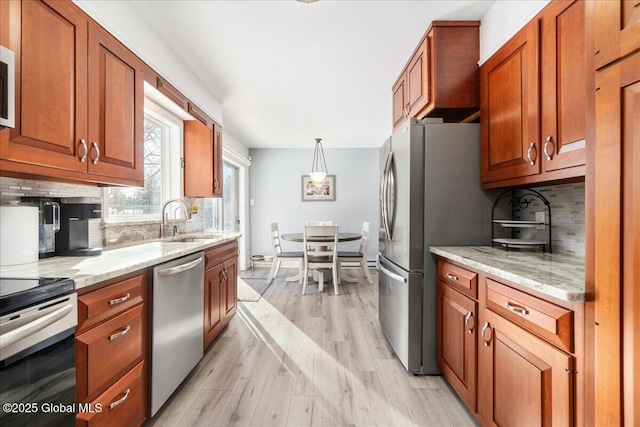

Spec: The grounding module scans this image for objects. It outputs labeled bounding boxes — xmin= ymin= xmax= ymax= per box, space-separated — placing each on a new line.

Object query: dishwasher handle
xmin=156 ymin=256 xmax=203 ymax=277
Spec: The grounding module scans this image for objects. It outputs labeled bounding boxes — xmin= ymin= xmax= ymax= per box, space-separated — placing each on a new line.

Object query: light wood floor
xmin=146 ymin=268 xmax=476 ymax=427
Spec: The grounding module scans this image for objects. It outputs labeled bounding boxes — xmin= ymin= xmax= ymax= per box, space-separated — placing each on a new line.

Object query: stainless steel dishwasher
xmin=151 ymin=251 xmax=204 ymax=416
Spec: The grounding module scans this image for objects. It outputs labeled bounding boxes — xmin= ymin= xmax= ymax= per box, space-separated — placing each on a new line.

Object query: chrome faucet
xmin=160 ymin=198 xmax=192 ymax=238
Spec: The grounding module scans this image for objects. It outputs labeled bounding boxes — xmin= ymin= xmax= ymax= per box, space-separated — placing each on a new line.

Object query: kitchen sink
xmin=170 ymin=237 xmax=207 ymax=243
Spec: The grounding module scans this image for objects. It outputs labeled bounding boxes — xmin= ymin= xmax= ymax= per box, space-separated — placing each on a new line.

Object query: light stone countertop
xmin=429 ymin=246 xmax=585 ymax=302
xmin=0 ymin=232 xmax=241 ymax=291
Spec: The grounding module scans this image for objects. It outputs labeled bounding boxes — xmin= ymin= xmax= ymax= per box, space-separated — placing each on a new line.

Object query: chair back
xmin=358 ymin=222 xmax=371 ymax=256
xmin=306 ymin=220 xmax=333 ymax=225
xmin=303 ymin=225 xmax=339 ymax=266
xmin=269 ymin=223 xmax=283 ymax=257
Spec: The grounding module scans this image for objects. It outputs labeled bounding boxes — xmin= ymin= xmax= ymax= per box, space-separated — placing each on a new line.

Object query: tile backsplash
xmin=510 ymin=182 xmax=585 ymax=258
xmin=0 ymin=177 xmax=205 ymax=247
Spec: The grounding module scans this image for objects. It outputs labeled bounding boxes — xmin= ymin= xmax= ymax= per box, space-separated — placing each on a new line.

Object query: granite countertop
xmin=0 ymin=232 xmax=241 ymax=291
xmin=429 ymin=246 xmax=585 ymax=302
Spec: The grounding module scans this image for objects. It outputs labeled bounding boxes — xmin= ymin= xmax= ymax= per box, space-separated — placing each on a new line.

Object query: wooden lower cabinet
xmin=436 ymin=257 xmax=583 ymax=426
xmin=76 ymin=271 xmax=147 ymax=426
xmin=76 ymin=362 xmax=145 ymax=427
xmin=477 ymin=309 xmax=574 ymax=427
xmin=437 ymin=281 xmax=477 ymax=412
xmin=204 ymin=241 xmax=238 ymax=349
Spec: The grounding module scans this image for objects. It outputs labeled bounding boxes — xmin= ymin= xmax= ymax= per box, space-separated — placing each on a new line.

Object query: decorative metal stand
xmin=491 ymin=188 xmax=552 ymax=253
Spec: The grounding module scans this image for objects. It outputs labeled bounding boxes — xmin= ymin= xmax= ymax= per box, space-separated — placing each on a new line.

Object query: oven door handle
xmin=0 ymin=304 xmax=74 ymax=348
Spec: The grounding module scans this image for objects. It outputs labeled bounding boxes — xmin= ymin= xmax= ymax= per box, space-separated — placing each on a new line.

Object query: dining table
xmin=280 ymin=232 xmax=363 ymax=284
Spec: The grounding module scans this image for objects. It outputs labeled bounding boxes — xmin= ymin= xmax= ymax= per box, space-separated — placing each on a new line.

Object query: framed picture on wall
xmin=301 ymin=175 xmax=336 ymax=201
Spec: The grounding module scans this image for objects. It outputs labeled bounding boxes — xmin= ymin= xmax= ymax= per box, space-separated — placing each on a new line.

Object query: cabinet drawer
xmin=437 ymin=259 xmax=477 ymax=298
xmin=76 ymin=305 xmax=143 ymax=400
xmin=205 ymin=241 xmax=238 ymax=270
xmin=77 ymin=361 xmax=145 ymax=427
xmin=78 ymin=273 xmax=146 ymax=332
xmin=485 ymin=278 xmax=573 ymax=352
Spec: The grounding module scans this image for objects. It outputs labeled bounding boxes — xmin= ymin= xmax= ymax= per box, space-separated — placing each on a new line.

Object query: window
xmin=204 ymin=162 xmax=239 ymax=232
xmin=104 ymin=102 xmax=183 ymax=221
xmin=107 ymin=116 xmax=165 ymax=217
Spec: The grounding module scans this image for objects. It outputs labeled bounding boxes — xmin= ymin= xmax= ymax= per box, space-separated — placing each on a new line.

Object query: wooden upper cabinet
xmin=540 ymin=0 xmax=586 ymax=173
xmin=478 ymin=309 xmax=574 ymax=427
xmin=87 ymin=22 xmax=144 ymax=184
xmin=0 ymin=0 xmax=87 ymax=173
xmin=392 ymin=21 xmax=479 ymax=130
xmin=481 ymin=0 xmax=586 ymax=189
xmin=213 ymin=122 xmax=223 ymax=197
xmin=481 ymin=21 xmax=540 ymax=186
xmin=392 ymin=74 xmax=407 ymax=129
xmin=184 ymin=120 xmax=213 ymax=197
xmin=406 ymin=38 xmax=430 ymax=118
xmin=593 ymin=0 xmax=640 ymax=69
xmin=0 ymin=0 xmax=144 ymax=186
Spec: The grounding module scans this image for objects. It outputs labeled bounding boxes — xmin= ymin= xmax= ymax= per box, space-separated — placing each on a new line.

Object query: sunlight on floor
xmin=237 ymin=295 xmax=413 ymax=426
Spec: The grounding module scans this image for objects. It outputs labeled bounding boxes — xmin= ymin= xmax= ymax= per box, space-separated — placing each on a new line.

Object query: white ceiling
xmin=130 ymin=0 xmax=496 ymax=149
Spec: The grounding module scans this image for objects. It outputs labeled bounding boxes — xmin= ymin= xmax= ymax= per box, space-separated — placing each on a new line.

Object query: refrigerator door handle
xmin=377 ymin=254 xmax=407 ymax=283
xmin=382 ymin=152 xmax=395 ymax=240
xmin=380 ymin=160 xmax=390 ymax=239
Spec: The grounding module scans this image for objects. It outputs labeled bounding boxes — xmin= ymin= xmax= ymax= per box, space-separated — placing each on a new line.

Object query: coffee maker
xmin=21 ymin=197 xmax=60 ymax=258
xmin=55 ymin=197 xmax=103 ymax=256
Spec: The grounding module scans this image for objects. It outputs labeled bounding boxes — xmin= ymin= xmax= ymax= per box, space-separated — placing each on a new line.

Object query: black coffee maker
xmin=55 ymin=197 xmax=103 ymax=256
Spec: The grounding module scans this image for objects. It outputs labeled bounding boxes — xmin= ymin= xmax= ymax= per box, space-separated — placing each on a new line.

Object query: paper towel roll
xmin=1 ymin=203 xmax=39 ymax=266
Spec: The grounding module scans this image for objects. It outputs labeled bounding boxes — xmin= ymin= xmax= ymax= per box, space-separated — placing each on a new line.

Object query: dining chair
xmin=303 ymin=224 xmax=340 ymax=295
xmin=306 ymin=220 xmax=333 ymax=225
xmin=338 ymin=221 xmax=373 ymax=285
xmin=268 ymin=223 xmax=303 ymax=284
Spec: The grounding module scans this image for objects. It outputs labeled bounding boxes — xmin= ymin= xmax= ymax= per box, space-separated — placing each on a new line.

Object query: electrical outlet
xmin=535 ymin=211 xmax=545 ymax=229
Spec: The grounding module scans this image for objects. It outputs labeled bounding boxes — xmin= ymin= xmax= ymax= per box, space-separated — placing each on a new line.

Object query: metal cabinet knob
xmin=544 ymin=136 xmax=554 ymax=161
xmin=527 ymin=142 xmax=536 ymax=166
xmin=79 ymin=139 xmax=88 ymax=162
xmin=91 ymin=142 xmax=100 ymax=165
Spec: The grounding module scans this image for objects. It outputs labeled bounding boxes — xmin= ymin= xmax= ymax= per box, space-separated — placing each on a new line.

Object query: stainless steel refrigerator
xmin=378 ymin=118 xmax=494 ymax=374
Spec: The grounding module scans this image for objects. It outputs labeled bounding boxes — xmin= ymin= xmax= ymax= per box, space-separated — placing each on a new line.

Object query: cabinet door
xmin=223 ymin=256 xmax=237 ymax=317
xmin=87 ymin=22 xmax=144 ymax=186
xmin=540 ymin=0 xmax=586 ymax=173
xmin=437 ymin=281 xmax=477 ymax=412
xmin=0 ymin=0 xmax=87 ymax=173
xmin=481 ymin=21 xmax=540 ymax=187
xmin=184 ymin=120 xmax=214 ymax=197
xmin=392 ymin=74 xmax=407 ymax=130
xmin=593 ymin=50 xmax=640 ymax=426
xmin=594 ymin=0 xmax=640 ymax=69
xmin=213 ymin=122 xmax=223 ymax=197
xmin=478 ymin=310 xmax=573 ymax=427
xmin=407 ymin=39 xmax=430 ymax=118
xmin=204 ymin=264 xmax=223 ymax=348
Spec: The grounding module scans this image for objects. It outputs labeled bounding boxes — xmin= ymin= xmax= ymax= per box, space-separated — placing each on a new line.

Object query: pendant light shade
xmin=310 ymin=138 xmax=328 ymax=182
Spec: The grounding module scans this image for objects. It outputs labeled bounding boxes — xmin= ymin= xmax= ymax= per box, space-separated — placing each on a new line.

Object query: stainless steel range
xmin=0 ymin=277 xmax=77 ymax=426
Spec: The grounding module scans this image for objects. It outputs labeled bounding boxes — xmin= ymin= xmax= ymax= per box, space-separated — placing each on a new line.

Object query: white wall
xmin=479 ymin=0 xmax=550 ymax=65
xmin=249 ymin=148 xmax=379 ymax=261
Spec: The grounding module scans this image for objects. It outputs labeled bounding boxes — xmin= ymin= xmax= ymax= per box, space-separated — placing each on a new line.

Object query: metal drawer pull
xmin=79 ymin=139 xmax=88 ymax=162
xmin=527 ymin=142 xmax=536 ymax=166
xmin=91 ymin=142 xmax=100 ymax=164
xmin=109 ymin=325 xmax=131 ymax=341
xmin=109 ymin=388 xmax=130 ymax=410
xmin=109 ymin=293 xmax=130 ymax=306
xmin=506 ymin=302 xmax=529 ymax=316
xmin=481 ymin=322 xmax=491 ymax=346
xmin=465 ymin=312 xmax=475 ymax=334
xmin=446 ymin=273 xmax=459 ymax=281
xmin=544 ymin=136 xmax=554 ymax=161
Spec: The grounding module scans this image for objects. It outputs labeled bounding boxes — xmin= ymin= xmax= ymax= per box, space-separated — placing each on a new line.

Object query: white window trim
xmin=103 ymin=99 xmax=184 ymax=223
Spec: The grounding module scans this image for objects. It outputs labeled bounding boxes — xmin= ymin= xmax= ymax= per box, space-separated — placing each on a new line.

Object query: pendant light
xmin=310 ymin=138 xmax=328 ymax=182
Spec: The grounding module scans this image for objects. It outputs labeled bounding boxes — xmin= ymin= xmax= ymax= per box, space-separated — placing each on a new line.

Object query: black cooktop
xmin=0 ymin=277 xmax=75 ymax=316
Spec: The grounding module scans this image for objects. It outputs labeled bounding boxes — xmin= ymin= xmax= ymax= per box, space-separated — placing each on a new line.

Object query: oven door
xmin=0 ymin=293 xmax=77 ymax=426
xmin=0 ymin=45 xmax=15 ymax=129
